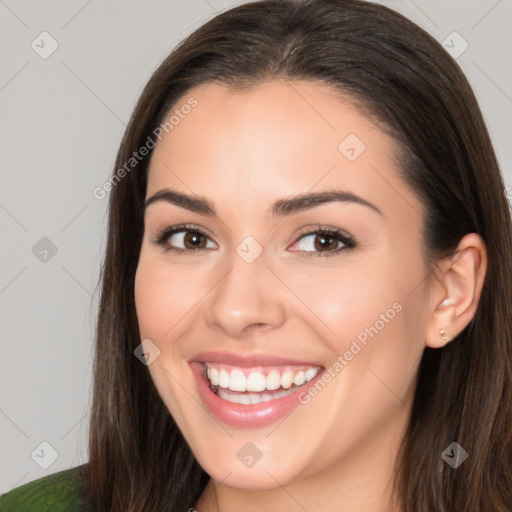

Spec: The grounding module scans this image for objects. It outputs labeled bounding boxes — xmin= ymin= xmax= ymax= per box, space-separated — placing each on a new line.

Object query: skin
xmin=134 ymin=79 xmax=487 ymax=512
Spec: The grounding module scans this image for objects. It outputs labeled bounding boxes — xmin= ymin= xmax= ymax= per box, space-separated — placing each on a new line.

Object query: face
xmin=134 ymin=79 xmax=432 ymax=490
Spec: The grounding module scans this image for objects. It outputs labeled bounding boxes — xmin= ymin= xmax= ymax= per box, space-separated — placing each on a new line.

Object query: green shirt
xmin=0 ymin=464 xmax=88 ymax=511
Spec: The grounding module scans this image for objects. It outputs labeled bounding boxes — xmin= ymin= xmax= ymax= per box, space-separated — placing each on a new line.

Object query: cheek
xmin=295 ymin=252 xmax=425 ymax=386
xmin=284 ymin=257 xmax=402 ymax=349
xmin=134 ymin=258 xmax=199 ymax=422
xmin=134 ymin=263 xmax=167 ymax=341
xmin=134 ymin=256 xmax=192 ymax=346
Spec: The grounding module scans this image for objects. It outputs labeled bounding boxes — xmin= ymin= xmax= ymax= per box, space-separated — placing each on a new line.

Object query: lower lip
xmin=190 ymin=362 xmax=323 ymax=429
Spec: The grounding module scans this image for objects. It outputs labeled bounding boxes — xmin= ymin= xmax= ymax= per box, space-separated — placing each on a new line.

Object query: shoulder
xmin=0 ymin=464 xmax=88 ymax=512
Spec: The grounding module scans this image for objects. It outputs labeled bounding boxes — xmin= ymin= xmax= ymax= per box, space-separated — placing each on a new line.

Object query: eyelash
xmin=152 ymin=223 xmax=356 ymax=258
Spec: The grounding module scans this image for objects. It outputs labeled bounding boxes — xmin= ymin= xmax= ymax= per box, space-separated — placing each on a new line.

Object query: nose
xmin=203 ymin=248 xmax=286 ymax=339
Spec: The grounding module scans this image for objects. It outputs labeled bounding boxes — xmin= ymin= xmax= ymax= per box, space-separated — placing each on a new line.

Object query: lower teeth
xmin=213 ymin=385 xmax=300 ymax=405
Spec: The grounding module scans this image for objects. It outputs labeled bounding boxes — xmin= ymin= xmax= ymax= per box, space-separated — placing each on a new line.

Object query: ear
xmin=425 ymin=233 xmax=487 ymax=349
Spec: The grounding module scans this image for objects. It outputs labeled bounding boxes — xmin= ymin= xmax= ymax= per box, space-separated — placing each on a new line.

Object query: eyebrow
xmin=143 ymin=187 xmax=383 ymax=218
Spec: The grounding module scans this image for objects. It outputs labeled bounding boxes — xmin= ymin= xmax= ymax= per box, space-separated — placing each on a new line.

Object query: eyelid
xmin=152 ymin=223 xmax=356 ymax=256
xmin=152 ymin=223 xmax=217 ymax=252
xmin=292 ymin=224 xmax=354 ymax=243
xmin=287 ymin=225 xmax=355 ymax=255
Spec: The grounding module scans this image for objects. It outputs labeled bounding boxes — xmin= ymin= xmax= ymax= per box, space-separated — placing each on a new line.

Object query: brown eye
xmin=153 ymin=224 xmax=217 ymax=254
xmin=181 ymin=231 xmax=208 ymax=249
xmin=313 ymin=233 xmax=339 ymax=252
xmin=166 ymin=230 xmax=215 ymax=251
xmin=290 ymin=227 xmax=356 ymax=258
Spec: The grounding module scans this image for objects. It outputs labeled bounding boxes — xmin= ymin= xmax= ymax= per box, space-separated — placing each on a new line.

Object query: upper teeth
xmin=206 ymin=364 xmax=320 ymax=393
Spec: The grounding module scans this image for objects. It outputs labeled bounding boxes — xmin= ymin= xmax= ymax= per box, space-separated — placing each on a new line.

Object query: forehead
xmin=146 ymin=79 xmax=421 ymax=222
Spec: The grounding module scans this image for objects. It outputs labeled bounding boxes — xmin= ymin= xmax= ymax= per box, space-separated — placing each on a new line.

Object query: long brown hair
xmin=81 ymin=1 xmax=512 ymax=510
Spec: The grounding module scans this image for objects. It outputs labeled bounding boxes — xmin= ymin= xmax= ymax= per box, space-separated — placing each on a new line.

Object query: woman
xmin=1 ymin=0 xmax=510 ymax=510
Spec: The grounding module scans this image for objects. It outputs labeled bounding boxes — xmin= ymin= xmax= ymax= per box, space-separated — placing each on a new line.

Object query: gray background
xmin=1 ymin=0 xmax=511 ymax=493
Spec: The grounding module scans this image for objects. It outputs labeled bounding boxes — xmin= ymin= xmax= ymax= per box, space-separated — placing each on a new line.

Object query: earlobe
xmin=425 ymin=233 xmax=487 ymax=349
xmin=439 ymin=328 xmax=449 ymax=342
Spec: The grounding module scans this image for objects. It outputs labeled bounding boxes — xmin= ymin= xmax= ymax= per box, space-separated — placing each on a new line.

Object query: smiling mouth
xmin=203 ymin=362 xmax=322 ymax=405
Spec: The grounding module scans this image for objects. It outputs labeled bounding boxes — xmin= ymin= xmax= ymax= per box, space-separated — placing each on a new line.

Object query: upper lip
xmin=189 ymin=351 xmax=323 ymax=368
